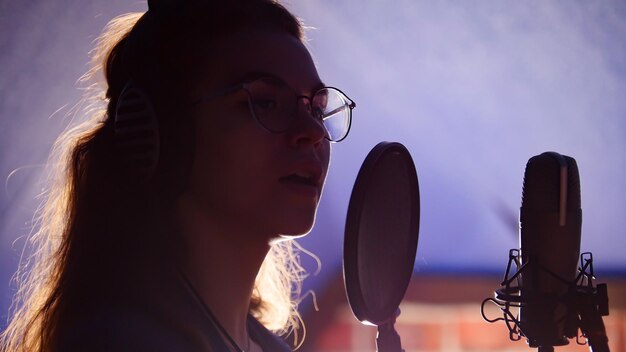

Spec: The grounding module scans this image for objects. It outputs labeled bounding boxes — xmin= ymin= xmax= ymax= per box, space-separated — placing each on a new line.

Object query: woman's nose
xmin=287 ymin=100 xmax=327 ymax=148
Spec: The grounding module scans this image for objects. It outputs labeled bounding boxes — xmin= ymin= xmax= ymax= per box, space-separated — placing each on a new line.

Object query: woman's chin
xmin=276 ymin=232 xmax=308 ymax=241
xmin=273 ymin=220 xmax=316 ymax=240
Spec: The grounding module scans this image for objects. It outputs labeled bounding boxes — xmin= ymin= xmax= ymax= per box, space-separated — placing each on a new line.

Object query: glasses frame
xmin=191 ymin=78 xmax=356 ymax=142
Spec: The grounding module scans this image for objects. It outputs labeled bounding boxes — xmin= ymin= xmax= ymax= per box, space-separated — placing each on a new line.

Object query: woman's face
xmin=183 ymin=28 xmax=331 ymax=240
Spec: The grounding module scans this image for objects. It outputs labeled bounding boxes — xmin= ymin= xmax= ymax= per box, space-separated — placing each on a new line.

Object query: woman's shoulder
xmin=56 ymin=304 xmax=217 ymax=352
xmin=247 ymin=315 xmax=292 ymax=352
xmin=56 ymin=293 xmax=293 ymax=352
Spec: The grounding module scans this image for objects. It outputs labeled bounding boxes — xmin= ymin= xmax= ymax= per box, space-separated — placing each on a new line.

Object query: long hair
xmin=1 ymin=2 xmax=312 ymax=351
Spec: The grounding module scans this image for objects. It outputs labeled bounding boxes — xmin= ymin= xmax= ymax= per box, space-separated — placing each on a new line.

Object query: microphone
xmin=481 ymin=151 xmax=610 ymax=352
xmin=519 ymin=152 xmax=581 ymax=348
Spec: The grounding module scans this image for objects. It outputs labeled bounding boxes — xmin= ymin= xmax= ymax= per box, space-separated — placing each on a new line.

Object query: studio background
xmin=1 ymin=1 xmax=625 ymax=351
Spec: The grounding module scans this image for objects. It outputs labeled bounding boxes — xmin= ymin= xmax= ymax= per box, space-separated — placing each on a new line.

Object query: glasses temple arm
xmin=322 ymin=100 xmax=356 ymax=119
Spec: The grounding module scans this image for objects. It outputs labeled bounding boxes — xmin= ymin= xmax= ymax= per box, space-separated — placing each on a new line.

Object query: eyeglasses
xmin=192 ymin=77 xmax=356 ymax=142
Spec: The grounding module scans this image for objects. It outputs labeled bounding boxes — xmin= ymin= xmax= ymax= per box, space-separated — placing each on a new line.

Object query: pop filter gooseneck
xmin=343 ymin=142 xmax=420 ymax=352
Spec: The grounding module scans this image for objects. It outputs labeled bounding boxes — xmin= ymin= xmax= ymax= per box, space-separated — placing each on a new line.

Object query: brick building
xmin=297 ymin=274 xmax=626 ymax=352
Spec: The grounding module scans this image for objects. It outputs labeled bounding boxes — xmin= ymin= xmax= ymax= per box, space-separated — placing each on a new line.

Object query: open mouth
xmin=280 ymin=173 xmax=319 ymax=187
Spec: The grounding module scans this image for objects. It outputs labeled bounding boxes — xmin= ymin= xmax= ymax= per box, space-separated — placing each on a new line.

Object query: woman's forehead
xmin=199 ymin=29 xmax=322 ymax=94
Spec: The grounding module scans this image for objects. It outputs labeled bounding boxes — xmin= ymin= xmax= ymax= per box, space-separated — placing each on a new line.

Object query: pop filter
xmin=343 ymin=142 xmax=420 ymax=351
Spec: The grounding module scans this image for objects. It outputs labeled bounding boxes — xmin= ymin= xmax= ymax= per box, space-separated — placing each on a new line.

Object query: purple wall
xmin=2 ymin=0 xmax=625 ymax=329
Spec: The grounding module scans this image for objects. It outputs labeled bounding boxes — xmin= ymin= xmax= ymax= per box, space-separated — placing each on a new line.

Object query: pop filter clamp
xmin=343 ymin=142 xmax=420 ymax=352
xmin=481 ymin=249 xmax=610 ymax=352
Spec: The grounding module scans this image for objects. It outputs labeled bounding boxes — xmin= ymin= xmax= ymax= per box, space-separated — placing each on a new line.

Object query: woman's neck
xmin=176 ymin=194 xmax=271 ymax=350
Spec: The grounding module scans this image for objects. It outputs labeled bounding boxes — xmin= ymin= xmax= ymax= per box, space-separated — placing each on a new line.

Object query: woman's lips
xmin=280 ymin=174 xmax=318 ymax=186
xmin=279 ymin=161 xmax=324 ymax=197
xmin=279 ymin=174 xmax=320 ymax=197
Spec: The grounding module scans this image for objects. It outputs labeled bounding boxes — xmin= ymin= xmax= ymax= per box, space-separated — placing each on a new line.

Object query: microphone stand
xmin=574 ymin=253 xmax=610 ymax=352
xmin=481 ymin=250 xmax=610 ymax=352
xmin=576 ymin=289 xmax=609 ymax=352
xmin=376 ymin=312 xmax=404 ymax=352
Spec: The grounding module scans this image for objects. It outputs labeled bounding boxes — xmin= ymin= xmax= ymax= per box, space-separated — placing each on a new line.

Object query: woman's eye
xmin=311 ymin=107 xmax=325 ymax=121
xmin=250 ymin=99 xmax=277 ymax=114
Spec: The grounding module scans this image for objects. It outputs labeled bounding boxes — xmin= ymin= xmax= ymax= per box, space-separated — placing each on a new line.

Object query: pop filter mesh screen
xmin=356 ymin=149 xmax=417 ymax=323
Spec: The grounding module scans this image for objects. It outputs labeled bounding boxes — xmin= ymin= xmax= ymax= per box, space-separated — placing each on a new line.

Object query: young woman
xmin=0 ymin=0 xmax=355 ymax=351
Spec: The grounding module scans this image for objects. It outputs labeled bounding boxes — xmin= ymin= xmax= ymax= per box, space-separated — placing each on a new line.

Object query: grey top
xmin=58 ymin=275 xmax=291 ymax=352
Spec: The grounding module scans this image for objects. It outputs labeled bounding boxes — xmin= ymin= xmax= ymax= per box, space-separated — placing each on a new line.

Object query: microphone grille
xmin=521 ymin=152 xmax=580 ymax=212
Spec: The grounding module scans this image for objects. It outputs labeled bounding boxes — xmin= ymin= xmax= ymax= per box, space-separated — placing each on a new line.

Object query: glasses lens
xmin=313 ymin=88 xmax=352 ymax=142
xmin=245 ymin=78 xmax=295 ymax=132
xmin=245 ymin=79 xmax=353 ymax=141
